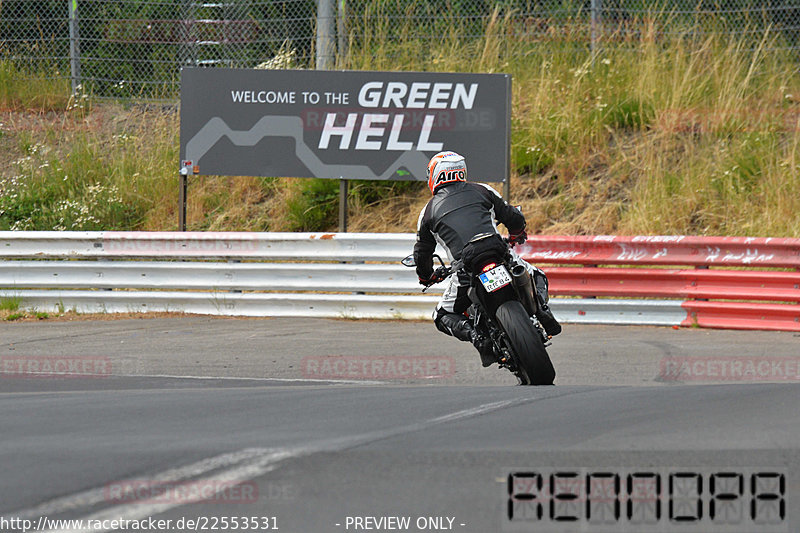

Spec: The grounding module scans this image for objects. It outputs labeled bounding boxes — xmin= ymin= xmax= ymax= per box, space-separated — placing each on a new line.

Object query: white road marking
xmin=11 ymin=448 xmax=283 ymax=521
xmin=0 ymin=372 xmax=387 ymax=386
xmin=112 ymin=372 xmax=388 ymax=386
xmin=11 ymin=397 xmax=533 ymax=532
xmin=42 ymin=449 xmax=297 ymax=533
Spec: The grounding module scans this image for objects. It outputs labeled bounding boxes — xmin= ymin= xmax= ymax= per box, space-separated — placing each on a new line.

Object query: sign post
xmin=339 ymin=179 xmax=348 ymax=232
xmin=179 ymin=173 xmax=187 ymax=231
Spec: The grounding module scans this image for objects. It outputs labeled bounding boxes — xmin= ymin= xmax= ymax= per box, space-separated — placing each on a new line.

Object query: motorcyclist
xmin=413 ymin=151 xmax=561 ymax=367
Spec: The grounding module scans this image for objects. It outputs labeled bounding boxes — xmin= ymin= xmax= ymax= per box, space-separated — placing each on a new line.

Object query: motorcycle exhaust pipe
xmin=510 ymin=264 xmax=538 ymax=317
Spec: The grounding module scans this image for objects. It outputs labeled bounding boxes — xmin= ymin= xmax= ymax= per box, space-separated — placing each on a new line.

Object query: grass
xmin=2 ymin=310 xmax=48 ymax=321
xmin=0 ymin=62 xmax=70 ymax=112
xmin=0 ymin=295 xmax=55 ymax=320
xmin=0 ymin=295 xmax=28 ymax=321
xmin=1 ymin=14 xmax=799 ymax=237
xmin=1 ymin=95 xmax=176 ymax=231
xmin=0 ymin=294 xmax=22 ymax=312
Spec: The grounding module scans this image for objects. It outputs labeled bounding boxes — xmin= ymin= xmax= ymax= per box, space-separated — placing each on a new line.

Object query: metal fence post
xmin=179 ymin=0 xmax=196 ymax=67
xmin=337 ymin=0 xmax=348 ymax=64
xmin=68 ymin=0 xmax=81 ymax=94
xmin=590 ymin=0 xmax=602 ymax=57
xmin=316 ymin=0 xmax=336 ymax=70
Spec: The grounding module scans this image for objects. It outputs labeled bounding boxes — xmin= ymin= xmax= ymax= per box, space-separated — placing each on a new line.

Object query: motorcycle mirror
xmin=401 ymin=255 xmax=416 ymax=267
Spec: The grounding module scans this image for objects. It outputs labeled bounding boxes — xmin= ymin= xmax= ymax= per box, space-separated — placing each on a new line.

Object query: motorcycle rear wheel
xmin=495 ymin=300 xmax=556 ymax=385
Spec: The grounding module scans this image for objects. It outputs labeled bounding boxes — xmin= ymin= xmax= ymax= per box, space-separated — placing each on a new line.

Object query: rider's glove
xmin=509 ymin=227 xmax=528 ymax=246
xmin=418 ymin=271 xmax=437 ymax=286
xmin=419 ymin=268 xmax=446 ymax=286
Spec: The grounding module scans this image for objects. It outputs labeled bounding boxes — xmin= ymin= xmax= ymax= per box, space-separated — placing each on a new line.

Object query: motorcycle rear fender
xmin=470 ymin=276 xmax=517 ymax=318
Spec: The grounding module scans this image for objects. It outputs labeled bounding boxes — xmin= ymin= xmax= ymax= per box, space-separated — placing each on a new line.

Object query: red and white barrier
xmin=519 ymin=235 xmax=800 ymax=268
xmin=522 ymin=236 xmax=800 ymax=332
xmin=681 ymin=301 xmax=800 ymax=332
xmin=545 ymin=268 xmax=800 ymax=302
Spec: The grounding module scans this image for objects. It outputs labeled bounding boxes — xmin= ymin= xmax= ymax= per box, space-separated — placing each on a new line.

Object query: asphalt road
xmin=0 ymin=317 xmax=798 ymax=533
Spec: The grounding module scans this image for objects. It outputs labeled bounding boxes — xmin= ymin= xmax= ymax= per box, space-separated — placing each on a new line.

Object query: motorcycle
xmin=402 ymin=232 xmax=556 ymax=386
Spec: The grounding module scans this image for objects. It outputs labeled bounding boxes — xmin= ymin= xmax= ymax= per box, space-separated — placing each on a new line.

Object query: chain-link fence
xmin=2 ymin=0 xmax=799 ymax=98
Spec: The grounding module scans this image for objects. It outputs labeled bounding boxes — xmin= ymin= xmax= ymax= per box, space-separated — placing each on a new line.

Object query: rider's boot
xmin=436 ymin=312 xmax=496 ymax=367
xmin=536 ymin=304 xmax=562 ymax=337
xmin=470 ymin=328 xmax=496 ymax=368
xmin=531 ymin=269 xmax=562 ymax=337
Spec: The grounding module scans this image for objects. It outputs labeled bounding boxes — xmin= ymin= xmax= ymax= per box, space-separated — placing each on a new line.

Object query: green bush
xmin=286 ymin=179 xmax=340 ymax=231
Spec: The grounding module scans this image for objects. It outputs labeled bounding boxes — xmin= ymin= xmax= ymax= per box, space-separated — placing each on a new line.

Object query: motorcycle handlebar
xmin=421 ymin=265 xmax=453 ymax=292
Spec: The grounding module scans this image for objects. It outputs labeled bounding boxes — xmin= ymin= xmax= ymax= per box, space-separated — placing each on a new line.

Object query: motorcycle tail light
xmin=481 ymin=262 xmax=497 ymax=273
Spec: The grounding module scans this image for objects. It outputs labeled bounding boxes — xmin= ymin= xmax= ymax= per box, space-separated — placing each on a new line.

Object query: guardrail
xmin=519 ymin=235 xmax=800 ymax=268
xmin=519 ymin=235 xmax=800 ymax=331
xmin=1 ymin=232 xmax=798 ymax=331
xmin=0 ymin=231 xmax=415 ymax=261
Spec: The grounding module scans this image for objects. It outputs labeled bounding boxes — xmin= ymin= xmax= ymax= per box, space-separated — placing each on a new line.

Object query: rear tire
xmin=495 ymin=300 xmax=555 ymax=385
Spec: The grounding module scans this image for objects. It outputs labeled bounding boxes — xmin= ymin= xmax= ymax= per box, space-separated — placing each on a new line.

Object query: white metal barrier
xmin=0 ymin=261 xmax=434 ymax=293
xmin=0 ymin=231 xmax=418 ymax=261
xmin=0 ymin=231 xmax=691 ymax=325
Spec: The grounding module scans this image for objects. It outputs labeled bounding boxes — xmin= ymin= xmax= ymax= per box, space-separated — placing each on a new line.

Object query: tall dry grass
xmin=342 ymin=12 xmax=800 ymax=236
xmin=0 ymin=62 xmax=70 ymax=111
xmin=2 ymin=13 xmax=799 ymax=236
xmin=508 ymin=22 xmax=800 ymax=236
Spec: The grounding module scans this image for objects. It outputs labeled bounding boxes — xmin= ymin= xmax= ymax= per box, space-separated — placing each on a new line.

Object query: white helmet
xmin=427 ymin=151 xmax=467 ymax=194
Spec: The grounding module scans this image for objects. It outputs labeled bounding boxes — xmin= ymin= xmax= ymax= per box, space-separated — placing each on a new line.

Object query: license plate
xmin=478 ymin=265 xmax=511 ymax=292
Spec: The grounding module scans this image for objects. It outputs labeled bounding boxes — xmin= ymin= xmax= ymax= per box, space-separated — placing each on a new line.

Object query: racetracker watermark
xmin=0 ymin=356 xmax=111 ymax=378
xmin=103 ymin=480 xmax=260 ymax=504
xmin=658 ymin=356 xmax=800 ymax=382
xmin=302 ymin=355 xmax=455 ymax=380
xmin=103 ymin=232 xmax=258 ymax=256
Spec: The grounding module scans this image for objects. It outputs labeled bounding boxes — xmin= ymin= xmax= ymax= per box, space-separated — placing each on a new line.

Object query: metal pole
xmin=339 ymin=179 xmax=348 ymax=232
xmin=337 ymin=0 xmax=348 ymax=65
xmin=68 ymin=0 xmax=80 ymax=94
xmin=590 ymin=0 xmax=602 ymax=57
xmin=179 ymin=173 xmax=188 ymax=231
xmin=316 ymin=0 xmax=335 ymax=70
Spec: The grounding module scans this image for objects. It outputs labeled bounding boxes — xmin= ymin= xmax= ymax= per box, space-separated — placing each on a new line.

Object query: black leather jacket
xmin=413 ymin=182 xmax=526 ymax=280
